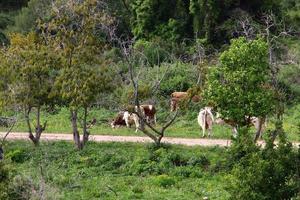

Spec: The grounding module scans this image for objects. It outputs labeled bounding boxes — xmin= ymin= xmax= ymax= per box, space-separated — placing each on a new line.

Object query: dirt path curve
xmin=1 ymin=132 xmax=299 ymax=147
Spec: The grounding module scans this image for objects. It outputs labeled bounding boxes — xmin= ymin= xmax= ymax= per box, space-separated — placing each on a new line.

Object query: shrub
xmin=6 ymin=149 xmax=29 ymax=163
xmin=0 ymin=161 xmax=9 ymax=199
xmin=187 ymin=155 xmax=210 ymax=169
xmin=7 ymin=175 xmax=34 ymax=200
xmin=171 ymin=166 xmax=203 ymax=178
xmin=227 ymin=123 xmax=300 ymax=199
xmin=134 ymin=39 xmax=170 ymax=67
xmin=153 ymin=174 xmax=176 ymax=188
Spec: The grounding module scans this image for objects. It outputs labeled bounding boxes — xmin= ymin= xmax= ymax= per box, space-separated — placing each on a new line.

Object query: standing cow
xmin=215 ymin=113 xmax=266 ymax=139
xmin=197 ymin=107 xmax=215 ymax=137
xmin=170 ymin=91 xmax=200 ymax=111
xmin=135 ymin=104 xmax=156 ymax=125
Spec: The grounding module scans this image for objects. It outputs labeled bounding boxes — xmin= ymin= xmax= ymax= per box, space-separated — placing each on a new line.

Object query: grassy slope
xmin=1 ymin=105 xmax=299 ymax=141
xmin=4 ymin=141 xmax=230 ymax=200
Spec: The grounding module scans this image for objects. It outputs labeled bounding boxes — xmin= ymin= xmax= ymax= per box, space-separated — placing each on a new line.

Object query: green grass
xmin=1 ymin=105 xmax=299 ymax=141
xmin=3 ymin=141 xmax=230 ymax=200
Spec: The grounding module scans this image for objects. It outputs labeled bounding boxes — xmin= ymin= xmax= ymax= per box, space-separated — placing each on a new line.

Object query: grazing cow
xmin=197 ymin=107 xmax=215 ymax=137
xmin=111 ymin=111 xmax=140 ymax=132
xmin=123 ymin=111 xmax=140 ymax=132
xmin=170 ymin=92 xmax=200 ymax=111
xmin=111 ymin=111 xmax=127 ymax=128
xmin=215 ymin=113 xmax=266 ymax=139
xmin=135 ymin=104 xmax=156 ymax=125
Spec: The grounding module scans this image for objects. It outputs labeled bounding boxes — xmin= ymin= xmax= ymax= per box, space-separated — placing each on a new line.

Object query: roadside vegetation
xmin=0 ymin=0 xmax=299 ymax=199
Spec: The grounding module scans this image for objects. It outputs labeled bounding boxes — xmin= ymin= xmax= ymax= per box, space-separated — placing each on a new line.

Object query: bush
xmin=6 ymin=149 xmax=29 ymax=163
xmin=0 ymin=161 xmax=10 ymax=199
xmin=226 ymin=123 xmax=300 ymax=199
xmin=153 ymin=174 xmax=176 ymax=188
xmin=159 ymin=62 xmax=197 ymax=96
xmin=7 ymin=175 xmax=33 ymax=200
xmin=134 ymin=39 xmax=170 ymax=67
xmin=187 ymin=155 xmax=210 ymax=169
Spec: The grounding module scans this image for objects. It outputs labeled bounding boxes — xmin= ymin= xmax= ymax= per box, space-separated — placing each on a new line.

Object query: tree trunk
xmin=82 ymin=107 xmax=89 ymax=147
xmin=35 ymin=106 xmax=43 ymax=144
xmin=71 ymin=110 xmax=81 ymax=149
xmin=25 ymin=106 xmax=38 ymax=145
xmin=254 ymin=118 xmax=264 ymax=142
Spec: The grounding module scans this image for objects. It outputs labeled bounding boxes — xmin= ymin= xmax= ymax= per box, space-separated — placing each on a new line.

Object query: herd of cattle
xmin=110 ymin=91 xmax=266 ymax=138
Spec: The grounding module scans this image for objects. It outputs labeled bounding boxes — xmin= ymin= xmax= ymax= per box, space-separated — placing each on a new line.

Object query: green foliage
xmin=3 ymin=141 xmax=230 ymax=199
xmin=0 ymin=32 xmax=60 ymax=109
xmin=204 ymin=37 xmax=275 ymax=125
xmin=47 ymin=0 xmax=115 ymax=109
xmin=0 ymin=161 xmax=9 ymax=199
xmin=8 ymin=0 xmax=52 ymax=33
xmin=130 ymin=0 xmax=189 ymax=42
xmin=159 ymin=62 xmax=197 ymax=96
xmin=227 ymin=124 xmax=299 ymax=200
xmin=134 ymin=39 xmax=170 ymax=66
xmin=152 ymin=174 xmax=176 ymax=187
xmin=6 ymin=149 xmax=29 ymax=163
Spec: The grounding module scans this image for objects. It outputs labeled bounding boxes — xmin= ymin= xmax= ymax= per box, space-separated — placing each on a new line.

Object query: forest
xmin=0 ymin=0 xmax=299 ymax=199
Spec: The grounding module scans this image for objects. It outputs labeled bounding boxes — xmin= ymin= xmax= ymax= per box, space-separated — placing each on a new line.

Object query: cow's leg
xmin=133 ymin=114 xmax=140 ymax=132
xmin=232 ymin=127 xmax=238 ymax=138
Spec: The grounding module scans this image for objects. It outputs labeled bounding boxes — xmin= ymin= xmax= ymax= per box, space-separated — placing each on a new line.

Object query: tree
xmin=0 ymin=32 xmax=60 ymax=145
xmin=45 ymin=0 xmax=114 ymax=149
xmin=204 ymin=37 xmax=275 ymax=134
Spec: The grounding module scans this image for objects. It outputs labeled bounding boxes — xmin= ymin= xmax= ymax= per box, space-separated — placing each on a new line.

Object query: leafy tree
xmin=204 ymin=37 xmax=275 ymax=127
xmin=0 ymin=32 xmax=60 ymax=145
xmin=45 ymin=0 xmax=114 ymax=149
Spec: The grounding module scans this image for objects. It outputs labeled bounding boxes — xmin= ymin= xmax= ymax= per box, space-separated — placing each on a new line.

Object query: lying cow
xmin=111 ymin=111 xmax=140 ymax=132
xmin=170 ymin=92 xmax=200 ymax=112
xmin=135 ymin=104 xmax=156 ymax=125
xmin=197 ymin=107 xmax=215 ymax=137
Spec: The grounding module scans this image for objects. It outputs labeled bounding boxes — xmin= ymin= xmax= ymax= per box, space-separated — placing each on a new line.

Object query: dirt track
xmin=1 ymin=132 xmax=299 ymax=147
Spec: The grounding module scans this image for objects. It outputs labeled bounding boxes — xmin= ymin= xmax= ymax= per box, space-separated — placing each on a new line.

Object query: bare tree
xmin=102 ymin=22 xmax=179 ymax=146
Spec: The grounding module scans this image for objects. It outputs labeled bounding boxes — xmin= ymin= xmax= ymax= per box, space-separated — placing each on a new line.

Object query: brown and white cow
xmin=215 ymin=113 xmax=266 ymax=139
xmin=170 ymin=92 xmax=200 ymax=112
xmin=111 ymin=111 xmax=140 ymax=132
xmin=135 ymin=104 xmax=156 ymax=125
xmin=197 ymin=107 xmax=215 ymax=137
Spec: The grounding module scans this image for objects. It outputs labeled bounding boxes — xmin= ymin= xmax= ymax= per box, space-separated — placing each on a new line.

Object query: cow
xmin=123 ymin=111 xmax=140 ymax=132
xmin=135 ymin=104 xmax=156 ymax=125
xmin=170 ymin=91 xmax=200 ymax=112
xmin=111 ymin=111 xmax=140 ymax=132
xmin=215 ymin=113 xmax=266 ymax=139
xmin=197 ymin=107 xmax=215 ymax=137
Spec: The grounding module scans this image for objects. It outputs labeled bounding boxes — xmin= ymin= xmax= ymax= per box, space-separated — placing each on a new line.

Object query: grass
xmin=1 ymin=104 xmax=299 ymax=141
xmin=3 ymin=141 xmax=230 ymax=200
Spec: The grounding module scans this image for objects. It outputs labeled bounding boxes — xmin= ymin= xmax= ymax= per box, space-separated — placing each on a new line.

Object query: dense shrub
xmin=152 ymin=174 xmax=176 ymax=188
xmin=226 ymin=123 xmax=300 ymax=200
xmin=6 ymin=149 xmax=29 ymax=163
xmin=159 ymin=62 xmax=197 ymax=96
xmin=0 ymin=161 xmax=9 ymax=199
xmin=134 ymin=39 xmax=170 ymax=67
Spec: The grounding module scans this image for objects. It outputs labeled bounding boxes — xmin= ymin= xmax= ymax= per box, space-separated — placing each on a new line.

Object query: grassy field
xmin=1 ymin=104 xmax=299 ymax=141
xmin=3 ymin=141 xmax=230 ymax=200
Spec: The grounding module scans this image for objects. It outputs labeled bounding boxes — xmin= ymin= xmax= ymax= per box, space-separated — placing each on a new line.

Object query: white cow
xmin=197 ymin=107 xmax=215 ymax=137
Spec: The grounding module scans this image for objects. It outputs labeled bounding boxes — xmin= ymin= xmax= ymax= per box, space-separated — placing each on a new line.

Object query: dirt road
xmin=1 ymin=132 xmax=299 ymax=147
